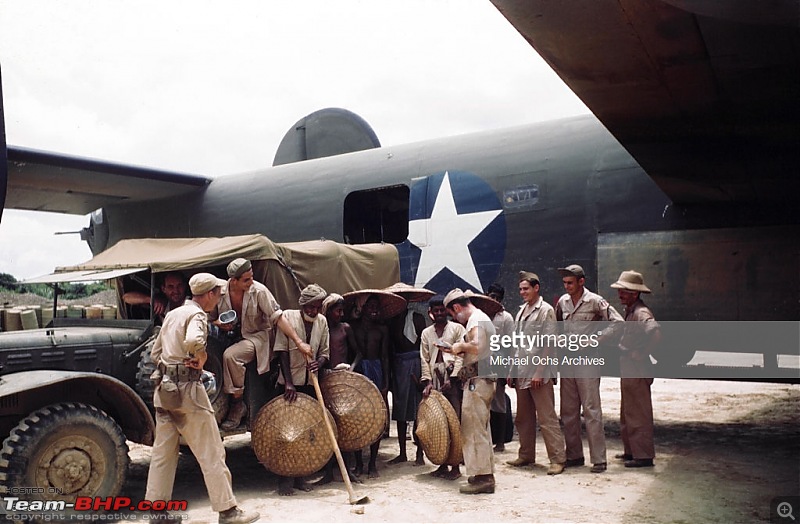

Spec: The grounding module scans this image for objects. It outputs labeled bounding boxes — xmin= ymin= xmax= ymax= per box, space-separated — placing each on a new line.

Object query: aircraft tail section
xmin=272 ymin=107 xmax=380 ymax=166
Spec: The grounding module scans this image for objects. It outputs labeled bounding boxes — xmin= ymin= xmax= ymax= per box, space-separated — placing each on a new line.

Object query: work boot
xmin=218 ymin=506 xmax=259 ymax=524
xmin=564 ymin=457 xmax=585 ymax=468
xmin=505 ymin=457 xmax=534 ymax=467
xmin=459 ymin=474 xmax=495 ymax=494
xmin=221 ymin=399 xmax=247 ymax=430
xmin=547 ymin=462 xmax=565 ymax=475
xmin=624 ymin=458 xmax=654 ymax=468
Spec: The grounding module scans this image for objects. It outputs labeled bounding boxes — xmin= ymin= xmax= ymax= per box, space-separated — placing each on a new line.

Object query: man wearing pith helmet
xmin=611 ymin=270 xmax=661 ymax=468
xmin=556 ymin=264 xmax=623 ymax=473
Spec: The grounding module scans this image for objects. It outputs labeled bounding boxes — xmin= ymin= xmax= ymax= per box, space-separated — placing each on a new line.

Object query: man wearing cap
xmin=217 ymin=258 xmax=312 ymax=430
xmin=611 ymin=270 xmax=661 ymax=468
xmin=273 ymin=283 xmax=330 ymax=495
xmin=506 ymin=271 xmax=567 ymax=475
xmin=441 ymin=288 xmax=497 ymax=494
xmin=145 ymin=273 xmax=259 ymax=524
xmin=556 ymin=264 xmax=623 ymax=473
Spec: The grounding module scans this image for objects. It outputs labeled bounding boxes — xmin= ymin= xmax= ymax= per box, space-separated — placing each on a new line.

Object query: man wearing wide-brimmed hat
xmin=442 ymin=288 xmax=497 ymax=495
xmin=216 ymin=258 xmax=312 ymax=431
xmin=611 ymin=270 xmax=661 ymax=468
xmin=556 ymin=264 xmax=623 ymax=474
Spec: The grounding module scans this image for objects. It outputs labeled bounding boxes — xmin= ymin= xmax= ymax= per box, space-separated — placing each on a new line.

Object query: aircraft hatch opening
xmin=343 ymin=185 xmax=409 ymax=244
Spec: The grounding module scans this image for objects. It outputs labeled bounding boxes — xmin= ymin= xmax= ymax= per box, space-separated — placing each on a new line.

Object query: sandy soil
xmin=118 ymin=378 xmax=799 ymax=524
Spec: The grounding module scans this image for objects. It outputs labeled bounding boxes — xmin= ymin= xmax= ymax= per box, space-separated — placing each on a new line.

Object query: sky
xmin=0 ymin=0 xmax=589 ymax=280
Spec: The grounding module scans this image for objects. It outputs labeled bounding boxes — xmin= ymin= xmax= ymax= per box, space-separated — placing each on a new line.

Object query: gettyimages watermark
xmin=473 ymin=321 xmax=800 ymax=380
xmin=1 ymin=493 xmax=187 ymax=521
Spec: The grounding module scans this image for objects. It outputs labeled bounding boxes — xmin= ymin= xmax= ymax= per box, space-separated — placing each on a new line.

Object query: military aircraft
xmin=1 ymin=1 xmax=798 ymax=377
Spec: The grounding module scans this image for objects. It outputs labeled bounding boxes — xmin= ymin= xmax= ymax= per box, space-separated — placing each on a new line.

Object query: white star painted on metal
xmin=408 ymin=172 xmax=502 ymax=290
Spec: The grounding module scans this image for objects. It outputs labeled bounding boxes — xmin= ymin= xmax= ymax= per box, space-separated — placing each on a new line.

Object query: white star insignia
xmin=408 ymin=172 xmax=502 ymax=290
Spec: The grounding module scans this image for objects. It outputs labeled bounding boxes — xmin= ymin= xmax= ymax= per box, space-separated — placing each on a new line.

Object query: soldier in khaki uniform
xmin=611 ymin=270 xmax=661 ymax=468
xmin=556 ymin=264 xmax=623 ymax=473
xmin=217 ymin=258 xmax=311 ymax=430
xmin=442 ymin=289 xmax=497 ymax=495
xmin=506 ymin=271 xmax=567 ymax=475
xmin=145 ymin=273 xmax=259 ymax=524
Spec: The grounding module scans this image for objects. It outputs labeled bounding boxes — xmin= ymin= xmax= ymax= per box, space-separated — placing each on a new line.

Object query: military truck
xmin=0 ymin=234 xmax=399 ymax=502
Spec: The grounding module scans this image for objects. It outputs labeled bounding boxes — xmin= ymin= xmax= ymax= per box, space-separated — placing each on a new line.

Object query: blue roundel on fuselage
xmin=397 ymin=170 xmax=506 ymax=294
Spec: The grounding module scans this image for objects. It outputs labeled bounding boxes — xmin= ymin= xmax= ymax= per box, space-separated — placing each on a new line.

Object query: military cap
xmin=519 ymin=271 xmax=540 ymax=284
xmin=227 ymin=258 xmax=252 ymax=278
xmin=557 ymin=264 xmax=585 ymax=278
xmin=189 ymin=273 xmax=226 ymax=295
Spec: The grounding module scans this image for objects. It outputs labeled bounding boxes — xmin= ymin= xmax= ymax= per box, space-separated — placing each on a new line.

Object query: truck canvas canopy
xmin=25 ymin=234 xmax=401 ymax=307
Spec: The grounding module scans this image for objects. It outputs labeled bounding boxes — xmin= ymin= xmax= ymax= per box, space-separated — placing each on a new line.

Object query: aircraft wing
xmin=491 ymin=0 xmax=800 ymax=204
xmin=5 ymin=146 xmax=210 ymax=215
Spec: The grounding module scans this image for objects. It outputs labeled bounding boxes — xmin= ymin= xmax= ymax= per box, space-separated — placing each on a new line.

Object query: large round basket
xmin=431 ymin=390 xmax=463 ymax=466
xmin=319 ymin=370 xmax=387 ymax=452
xmin=251 ymin=393 xmax=337 ymax=477
xmin=415 ymin=392 xmax=451 ymax=465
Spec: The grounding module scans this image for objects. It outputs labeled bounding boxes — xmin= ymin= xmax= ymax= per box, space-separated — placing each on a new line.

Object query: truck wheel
xmin=0 ymin=403 xmax=129 ymax=502
xmin=136 ymin=332 xmax=230 ymax=424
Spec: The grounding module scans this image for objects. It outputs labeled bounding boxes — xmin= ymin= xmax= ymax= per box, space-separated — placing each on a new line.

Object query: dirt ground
xmin=117 ymin=378 xmax=799 ymax=524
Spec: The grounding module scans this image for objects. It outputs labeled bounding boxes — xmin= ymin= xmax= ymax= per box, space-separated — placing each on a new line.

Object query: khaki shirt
xmin=556 ymin=288 xmax=623 ymax=334
xmin=274 ymin=309 xmax=330 ymax=387
xmin=152 ymin=299 xmax=207 ymax=365
xmin=420 ymin=321 xmax=466 ymax=384
xmin=216 ymin=279 xmax=283 ymax=374
xmin=620 ymin=299 xmax=659 ymax=377
xmin=150 ymin=299 xmax=213 ymax=412
xmin=514 ymin=296 xmax=557 ymax=387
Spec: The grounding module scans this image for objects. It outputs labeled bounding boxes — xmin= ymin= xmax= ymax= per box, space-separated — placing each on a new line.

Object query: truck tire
xmin=0 ymin=402 xmax=128 ymax=502
xmin=135 ymin=333 xmax=230 ymax=424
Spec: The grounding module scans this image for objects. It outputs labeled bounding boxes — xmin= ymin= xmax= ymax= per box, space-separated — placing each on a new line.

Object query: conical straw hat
xmin=251 ymin=393 xmax=337 ymax=477
xmin=319 ymin=370 xmax=387 ymax=452
xmin=342 ymin=289 xmax=408 ymax=319
xmin=383 ymin=282 xmax=436 ymax=303
xmin=415 ymin=393 xmax=451 ymax=465
xmin=430 ymin=390 xmax=463 ymax=466
xmin=465 ymin=290 xmax=503 ymax=319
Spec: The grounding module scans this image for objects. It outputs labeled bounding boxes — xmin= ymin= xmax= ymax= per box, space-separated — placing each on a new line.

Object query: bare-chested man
xmin=315 ymin=293 xmax=363 ymax=486
xmin=352 ymin=295 xmax=389 ymax=478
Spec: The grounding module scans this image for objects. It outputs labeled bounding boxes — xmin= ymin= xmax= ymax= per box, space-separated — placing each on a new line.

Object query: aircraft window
xmin=343 ymin=185 xmax=409 ymax=244
xmin=504 ymin=184 xmax=540 ymax=209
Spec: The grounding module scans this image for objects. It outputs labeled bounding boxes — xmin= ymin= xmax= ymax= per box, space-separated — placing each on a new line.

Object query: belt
xmin=158 ymin=363 xmax=202 ymax=382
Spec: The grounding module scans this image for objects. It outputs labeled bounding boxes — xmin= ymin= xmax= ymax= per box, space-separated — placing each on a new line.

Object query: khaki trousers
xmin=560 ymin=377 xmax=607 ymax=465
xmin=145 ymin=404 xmax=237 ymax=512
xmin=461 ymin=377 xmax=495 ymax=477
xmin=515 ymin=381 xmax=566 ymax=464
xmin=620 ymin=377 xmax=655 ymax=459
xmin=222 ymin=338 xmax=256 ymax=395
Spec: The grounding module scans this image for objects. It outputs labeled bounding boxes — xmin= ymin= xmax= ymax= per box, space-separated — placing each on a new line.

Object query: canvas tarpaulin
xmin=38 ymin=234 xmax=400 ymax=307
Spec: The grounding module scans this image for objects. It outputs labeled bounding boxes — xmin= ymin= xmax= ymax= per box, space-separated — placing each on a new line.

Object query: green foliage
xmin=2 ymin=273 xmax=111 ymax=300
xmin=0 ymin=272 xmax=18 ymax=290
